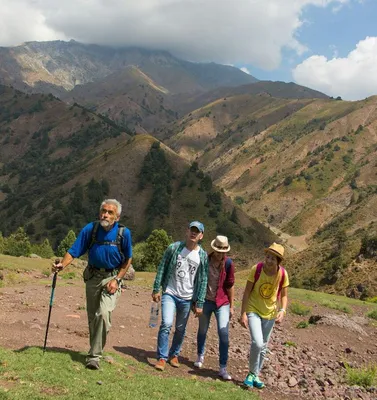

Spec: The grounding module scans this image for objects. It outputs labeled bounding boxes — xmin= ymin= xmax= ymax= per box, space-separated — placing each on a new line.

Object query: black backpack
xmin=88 ymin=221 xmax=126 ymax=262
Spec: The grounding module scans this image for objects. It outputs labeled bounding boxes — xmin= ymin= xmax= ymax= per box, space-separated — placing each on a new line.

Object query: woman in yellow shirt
xmin=239 ymin=243 xmax=289 ymax=389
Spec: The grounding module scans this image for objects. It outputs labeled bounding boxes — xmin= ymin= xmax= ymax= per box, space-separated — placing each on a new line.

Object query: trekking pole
xmin=43 ymin=260 xmax=59 ymax=353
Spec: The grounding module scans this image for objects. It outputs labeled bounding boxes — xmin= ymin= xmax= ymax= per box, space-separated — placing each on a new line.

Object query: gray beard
xmin=100 ymin=220 xmax=111 ymax=228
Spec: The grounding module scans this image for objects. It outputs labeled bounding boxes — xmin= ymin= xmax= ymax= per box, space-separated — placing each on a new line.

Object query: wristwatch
xmin=114 ymin=277 xmax=122 ymax=286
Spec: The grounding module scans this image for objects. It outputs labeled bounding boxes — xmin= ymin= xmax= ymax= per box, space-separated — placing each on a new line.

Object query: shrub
xmin=289 ymin=302 xmax=311 ymax=316
xmin=345 ymin=363 xmax=377 ymax=388
xmin=132 ymin=242 xmax=148 ymax=271
xmin=235 ymin=196 xmax=244 ymax=205
xmin=366 ymin=297 xmax=377 ymax=304
xmin=360 ymin=234 xmax=377 ymax=258
xmin=296 ymin=321 xmax=309 ymax=329
xmin=367 ymin=310 xmax=377 ymax=320
xmin=4 ymin=227 xmax=31 ymax=257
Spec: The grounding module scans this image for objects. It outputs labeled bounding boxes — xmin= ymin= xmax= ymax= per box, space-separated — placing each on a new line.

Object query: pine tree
xmin=57 ymin=230 xmax=77 ymax=257
xmin=32 ymin=239 xmax=55 ymax=259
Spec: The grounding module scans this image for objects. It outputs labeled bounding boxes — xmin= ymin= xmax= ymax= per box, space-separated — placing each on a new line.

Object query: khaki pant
xmin=85 ymin=268 xmax=121 ymax=362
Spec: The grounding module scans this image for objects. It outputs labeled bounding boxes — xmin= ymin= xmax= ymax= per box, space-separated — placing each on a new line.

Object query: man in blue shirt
xmin=53 ymin=199 xmax=132 ymax=370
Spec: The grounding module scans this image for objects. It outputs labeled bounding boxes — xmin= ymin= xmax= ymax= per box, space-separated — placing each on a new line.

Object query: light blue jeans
xmin=197 ymin=301 xmax=230 ymax=368
xmin=247 ymin=312 xmax=275 ymax=376
xmin=157 ymin=293 xmax=191 ymax=360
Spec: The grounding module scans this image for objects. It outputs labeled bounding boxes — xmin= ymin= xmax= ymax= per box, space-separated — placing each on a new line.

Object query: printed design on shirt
xmin=259 ymin=282 xmax=276 ymax=299
xmin=176 ymin=254 xmax=198 ymax=282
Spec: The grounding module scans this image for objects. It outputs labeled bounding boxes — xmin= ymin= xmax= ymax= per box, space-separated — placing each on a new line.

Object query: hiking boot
xmin=169 ymin=356 xmax=180 ymax=368
xmin=155 ymin=359 xmax=166 ymax=371
xmin=243 ymin=373 xmax=255 ymax=388
xmin=218 ymin=367 xmax=232 ymax=380
xmin=253 ymin=376 xmax=265 ymax=389
xmin=85 ymin=359 xmax=100 ymax=370
xmin=194 ymin=355 xmax=204 ymax=368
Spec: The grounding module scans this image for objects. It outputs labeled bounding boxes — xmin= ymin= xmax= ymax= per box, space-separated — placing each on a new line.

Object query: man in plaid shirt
xmin=152 ymin=221 xmax=209 ymax=371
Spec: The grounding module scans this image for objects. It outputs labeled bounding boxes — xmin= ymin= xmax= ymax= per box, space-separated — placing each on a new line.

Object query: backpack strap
xmin=117 ymin=224 xmax=126 ymax=263
xmin=225 ymin=257 xmax=232 ymax=273
xmin=88 ymin=221 xmax=100 ymax=250
xmin=88 ymin=221 xmax=126 ymax=263
xmin=277 ymin=266 xmax=286 ymax=299
xmin=250 ymin=262 xmax=264 ymax=293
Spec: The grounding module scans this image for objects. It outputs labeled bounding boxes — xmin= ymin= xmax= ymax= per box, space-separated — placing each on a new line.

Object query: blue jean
xmin=197 ymin=301 xmax=230 ymax=368
xmin=157 ymin=293 xmax=191 ymax=360
xmin=247 ymin=312 xmax=275 ymax=376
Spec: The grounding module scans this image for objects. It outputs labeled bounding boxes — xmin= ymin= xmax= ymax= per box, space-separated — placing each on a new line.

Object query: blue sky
xmin=243 ymin=0 xmax=377 ymax=83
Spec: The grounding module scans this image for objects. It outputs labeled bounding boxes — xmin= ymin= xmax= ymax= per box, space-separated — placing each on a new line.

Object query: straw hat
xmin=211 ymin=235 xmax=230 ymax=252
xmin=264 ymin=242 xmax=284 ymax=259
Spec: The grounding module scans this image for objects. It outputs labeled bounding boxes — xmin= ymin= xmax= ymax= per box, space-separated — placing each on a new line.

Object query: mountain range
xmin=0 ymin=40 xmax=375 ymax=298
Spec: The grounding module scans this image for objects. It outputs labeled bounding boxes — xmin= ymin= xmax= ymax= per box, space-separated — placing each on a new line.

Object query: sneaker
xmin=218 ymin=367 xmax=232 ymax=380
xmin=253 ymin=376 xmax=265 ymax=389
xmin=194 ymin=355 xmax=204 ymax=368
xmin=169 ymin=356 xmax=180 ymax=368
xmin=85 ymin=359 xmax=100 ymax=370
xmin=243 ymin=373 xmax=255 ymax=388
xmin=155 ymin=359 xmax=166 ymax=371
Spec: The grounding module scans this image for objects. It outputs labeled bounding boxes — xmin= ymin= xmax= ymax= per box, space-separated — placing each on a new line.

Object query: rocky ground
xmin=0 ymin=271 xmax=376 ymax=400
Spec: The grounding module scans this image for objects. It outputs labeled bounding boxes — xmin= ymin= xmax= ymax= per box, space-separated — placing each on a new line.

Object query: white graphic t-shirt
xmin=165 ymin=247 xmax=200 ymax=300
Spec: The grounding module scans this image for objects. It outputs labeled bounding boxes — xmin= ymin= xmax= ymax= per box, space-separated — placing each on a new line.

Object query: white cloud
xmin=0 ymin=0 xmax=349 ymax=69
xmin=293 ymin=36 xmax=377 ymax=100
xmin=240 ymin=67 xmax=251 ymax=75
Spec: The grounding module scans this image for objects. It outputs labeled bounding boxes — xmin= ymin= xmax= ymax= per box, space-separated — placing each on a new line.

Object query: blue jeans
xmin=157 ymin=293 xmax=191 ymax=360
xmin=197 ymin=301 xmax=230 ymax=368
xmin=247 ymin=312 xmax=275 ymax=376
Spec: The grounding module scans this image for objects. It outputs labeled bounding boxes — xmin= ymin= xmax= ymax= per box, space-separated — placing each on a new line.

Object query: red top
xmin=209 ymin=254 xmax=235 ymax=308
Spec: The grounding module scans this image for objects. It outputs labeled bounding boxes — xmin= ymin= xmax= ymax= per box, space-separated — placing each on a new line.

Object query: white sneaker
xmin=219 ymin=367 xmax=232 ymax=380
xmin=194 ymin=355 xmax=204 ymax=368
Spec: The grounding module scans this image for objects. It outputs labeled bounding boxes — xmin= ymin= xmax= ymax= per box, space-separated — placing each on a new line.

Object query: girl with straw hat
xmin=194 ymin=235 xmax=235 ymax=380
xmin=239 ymin=242 xmax=289 ymax=389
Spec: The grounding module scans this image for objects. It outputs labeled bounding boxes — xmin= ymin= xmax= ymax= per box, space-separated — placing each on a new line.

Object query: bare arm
xmin=275 ymin=286 xmax=288 ymax=323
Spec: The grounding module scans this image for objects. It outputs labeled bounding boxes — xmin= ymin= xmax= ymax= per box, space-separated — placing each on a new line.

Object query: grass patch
xmin=289 ymin=301 xmax=311 ymax=316
xmin=289 ymin=287 xmax=377 ymax=311
xmin=296 ymin=321 xmax=309 ymax=329
xmin=0 ymin=347 xmax=258 ymax=400
xmin=0 ymin=254 xmax=51 ymax=272
xmin=61 ymin=271 xmax=76 ymax=280
xmin=366 ymin=297 xmax=377 ymax=304
xmin=320 ymin=300 xmax=351 ymax=314
xmin=283 ymin=341 xmax=297 ymax=348
xmin=345 ymin=363 xmax=377 ymax=388
xmin=367 ymin=310 xmax=377 ymax=320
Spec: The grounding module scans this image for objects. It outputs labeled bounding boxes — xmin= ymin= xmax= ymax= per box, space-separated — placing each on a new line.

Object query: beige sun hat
xmin=211 ymin=235 xmax=230 ymax=252
xmin=264 ymin=242 xmax=284 ymax=259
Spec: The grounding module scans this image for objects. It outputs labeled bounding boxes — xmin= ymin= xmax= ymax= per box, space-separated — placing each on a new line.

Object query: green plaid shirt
xmin=152 ymin=241 xmax=209 ymax=308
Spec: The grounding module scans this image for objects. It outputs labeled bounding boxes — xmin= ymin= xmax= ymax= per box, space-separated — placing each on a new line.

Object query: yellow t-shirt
xmin=246 ymin=264 xmax=289 ymax=319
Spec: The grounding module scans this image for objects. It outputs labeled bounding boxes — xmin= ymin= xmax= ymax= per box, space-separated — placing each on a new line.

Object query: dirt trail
xmin=0 ymin=275 xmax=376 ymax=400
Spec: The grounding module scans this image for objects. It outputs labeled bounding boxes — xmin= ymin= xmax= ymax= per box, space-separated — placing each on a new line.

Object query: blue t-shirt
xmin=68 ymin=222 xmax=132 ymax=269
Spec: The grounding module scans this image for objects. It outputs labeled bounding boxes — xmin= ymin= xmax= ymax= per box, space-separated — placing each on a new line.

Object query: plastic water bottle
xmin=149 ymin=301 xmax=159 ymax=328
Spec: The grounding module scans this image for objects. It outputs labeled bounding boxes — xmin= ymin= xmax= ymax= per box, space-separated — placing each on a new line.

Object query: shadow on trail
xmin=15 ymin=346 xmax=86 ymax=365
xmin=113 ymin=345 xmax=193 ymax=369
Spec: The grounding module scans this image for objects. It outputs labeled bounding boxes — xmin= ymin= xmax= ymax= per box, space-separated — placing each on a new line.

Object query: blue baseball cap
xmin=189 ymin=221 xmax=205 ymax=233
